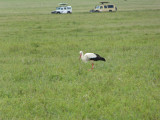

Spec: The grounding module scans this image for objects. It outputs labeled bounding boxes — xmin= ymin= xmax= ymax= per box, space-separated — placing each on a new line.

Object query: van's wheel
xmin=90 ymin=10 xmax=94 ymax=13
xmin=109 ymin=10 xmax=112 ymax=12
xmin=67 ymin=11 xmax=71 ymax=14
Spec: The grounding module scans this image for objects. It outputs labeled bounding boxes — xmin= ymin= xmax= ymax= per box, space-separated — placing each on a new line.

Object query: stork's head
xmin=79 ymin=51 xmax=83 ymax=59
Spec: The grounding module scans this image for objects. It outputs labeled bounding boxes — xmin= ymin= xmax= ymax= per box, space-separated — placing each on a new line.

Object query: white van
xmin=51 ymin=3 xmax=72 ymax=14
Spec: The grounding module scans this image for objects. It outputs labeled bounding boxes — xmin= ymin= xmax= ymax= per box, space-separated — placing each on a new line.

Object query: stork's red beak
xmin=79 ymin=54 xmax=81 ymax=60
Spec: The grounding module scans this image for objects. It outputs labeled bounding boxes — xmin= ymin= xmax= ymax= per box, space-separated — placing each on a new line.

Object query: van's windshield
xmin=67 ymin=7 xmax=71 ymax=9
xmin=95 ymin=6 xmax=100 ymax=9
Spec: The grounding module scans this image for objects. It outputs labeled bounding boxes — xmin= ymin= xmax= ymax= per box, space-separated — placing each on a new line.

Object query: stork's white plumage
xmin=79 ymin=51 xmax=106 ymax=70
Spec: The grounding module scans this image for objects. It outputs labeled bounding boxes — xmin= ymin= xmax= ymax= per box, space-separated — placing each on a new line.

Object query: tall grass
xmin=0 ymin=0 xmax=160 ymax=119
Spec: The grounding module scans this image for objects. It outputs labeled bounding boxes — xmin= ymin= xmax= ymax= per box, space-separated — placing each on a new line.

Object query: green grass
xmin=0 ymin=0 xmax=160 ymax=119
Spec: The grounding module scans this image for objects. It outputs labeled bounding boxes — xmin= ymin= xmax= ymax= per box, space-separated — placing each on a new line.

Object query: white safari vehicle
xmin=51 ymin=3 xmax=72 ymax=14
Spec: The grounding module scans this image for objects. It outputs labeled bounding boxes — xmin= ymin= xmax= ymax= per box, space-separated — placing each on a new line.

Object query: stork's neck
xmin=81 ymin=52 xmax=84 ymax=57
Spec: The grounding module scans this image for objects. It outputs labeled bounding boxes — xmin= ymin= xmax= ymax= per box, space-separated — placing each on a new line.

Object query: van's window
xmin=100 ymin=6 xmax=103 ymax=9
xmin=61 ymin=8 xmax=63 ymax=10
xmin=56 ymin=7 xmax=60 ymax=10
xmin=104 ymin=5 xmax=107 ymax=8
xmin=64 ymin=7 xmax=66 ymax=10
xmin=108 ymin=5 xmax=114 ymax=8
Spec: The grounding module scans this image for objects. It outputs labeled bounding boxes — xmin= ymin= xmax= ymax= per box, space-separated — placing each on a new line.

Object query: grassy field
xmin=0 ymin=0 xmax=160 ymax=119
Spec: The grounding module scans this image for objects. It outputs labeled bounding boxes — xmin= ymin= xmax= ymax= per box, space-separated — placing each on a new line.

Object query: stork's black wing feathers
xmin=89 ymin=53 xmax=106 ymax=61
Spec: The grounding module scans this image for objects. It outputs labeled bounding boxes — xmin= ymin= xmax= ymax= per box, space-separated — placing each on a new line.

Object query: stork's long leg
xmin=88 ymin=62 xmax=94 ymax=71
xmin=91 ymin=63 xmax=94 ymax=69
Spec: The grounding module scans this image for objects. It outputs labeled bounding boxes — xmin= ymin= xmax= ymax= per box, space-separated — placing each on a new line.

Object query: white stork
xmin=79 ymin=51 xmax=106 ymax=70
